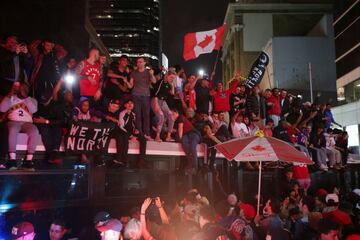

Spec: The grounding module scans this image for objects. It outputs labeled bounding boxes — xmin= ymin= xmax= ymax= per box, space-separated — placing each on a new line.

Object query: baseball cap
xmin=353 ymin=189 xmax=360 ymax=197
xmin=11 ymin=221 xmax=34 ymax=239
xmin=79 ymin=96 xmax=89 ymax=104
xmin=316 ymin=188 xmax=328 ymax=198
xmin=239 ymin=203 xmax=256 ymax=221
xmin=94 ymin=211 xmax=111 ymax=224
xmin=303 ymin=101 xmax=312 ymax=107
xmin=326 ymin=193 xmax=339 ymax=203
xmin=110 ymin=99 xmax=121 ymax=105
xmin=97 ymin=218 xmax=123 ymax=233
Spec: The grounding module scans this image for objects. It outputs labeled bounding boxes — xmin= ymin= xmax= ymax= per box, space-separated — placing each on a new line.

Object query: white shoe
xmin=319 ymin=164 xmax=328 ymax=171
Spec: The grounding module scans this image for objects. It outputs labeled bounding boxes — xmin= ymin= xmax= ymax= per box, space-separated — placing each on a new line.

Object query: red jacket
xmin=266 ymin=95 xmax=281 ymax=116
xmin=213 ymin=80 xmax=238 ymax=112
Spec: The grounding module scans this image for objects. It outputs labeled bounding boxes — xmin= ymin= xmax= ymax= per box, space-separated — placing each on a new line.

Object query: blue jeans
xmin=132 ymin=95 xmax=151 ymax=136
xmin=181 ymin=131 xmax=201 ymax=169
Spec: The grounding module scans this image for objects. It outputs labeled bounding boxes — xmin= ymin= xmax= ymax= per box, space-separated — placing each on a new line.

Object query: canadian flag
xmin=183 ymin=25 xmax=225 ymax=61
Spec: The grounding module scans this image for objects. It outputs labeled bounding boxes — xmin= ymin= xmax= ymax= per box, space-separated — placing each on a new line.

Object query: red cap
xmin=239 ymin=203 xmax=256 ymax=221
xmin=316 ymin=188 xmax=328 ymax=198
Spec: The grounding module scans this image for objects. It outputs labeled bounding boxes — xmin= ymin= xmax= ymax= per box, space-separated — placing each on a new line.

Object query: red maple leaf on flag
xmin=251 ymin=145 xmax=266 ymax=152
xmin=198 ymin=35 xmax=213 ymax=49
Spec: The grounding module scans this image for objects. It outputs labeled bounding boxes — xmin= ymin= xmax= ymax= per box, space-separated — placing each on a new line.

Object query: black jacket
xmin=195 ymin=84 xmax=211 ymax=114
xmin=280 ymin=98 xmax=290 ymax=117
xmin=0 ymin=46 xmax=29 ymax=82
xmin=246 ymin=94 xmax=266 ymax=119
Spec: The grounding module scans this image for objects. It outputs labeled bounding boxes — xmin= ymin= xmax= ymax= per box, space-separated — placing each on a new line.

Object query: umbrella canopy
xmin=215 ymin=136 xmax=313 ymax=165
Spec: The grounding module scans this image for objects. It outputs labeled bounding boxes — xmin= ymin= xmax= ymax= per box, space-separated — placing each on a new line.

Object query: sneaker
xmin=48 ymin=152 xmax=62 ymax=165
xmin=20 ymin=160 xmax=35 ymax=171
xmin=144 ymin=135 xmax=154 ymax=141
xmin=94 ymin=156 xmax=106 ymax=167
xmin=6 ymin=160 xmax=17 ymax=171
xmin=319 ymin=164 xmax=328 ymax=172
xmin=113 ymin=159 xmax=126 ymax=168
xmin=48 ymin=158 xmax=62 ymax=165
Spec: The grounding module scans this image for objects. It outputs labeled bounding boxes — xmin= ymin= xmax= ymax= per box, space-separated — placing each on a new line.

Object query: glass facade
xmin=334 ymin=1 xmax=360 ymax=104
xmin=88 ymin=0 xmax=161 ymax=65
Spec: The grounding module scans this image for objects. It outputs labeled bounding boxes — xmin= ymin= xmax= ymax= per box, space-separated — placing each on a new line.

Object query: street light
xmin=64 ymin=74 xmax=75 ymax=85
xmin=198 ymin=69 xmax=205 ymax=77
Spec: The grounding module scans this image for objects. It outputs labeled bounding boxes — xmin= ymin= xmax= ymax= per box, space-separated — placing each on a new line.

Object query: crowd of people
xmin=0 ymin=35 xmax=351 ymax=174
xmin=8 ymin=183 xmax=360 ymax=240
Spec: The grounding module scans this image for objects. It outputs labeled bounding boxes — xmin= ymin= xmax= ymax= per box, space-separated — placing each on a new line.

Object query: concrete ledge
xmin=15 ymin=133 xmax=208 ymax=157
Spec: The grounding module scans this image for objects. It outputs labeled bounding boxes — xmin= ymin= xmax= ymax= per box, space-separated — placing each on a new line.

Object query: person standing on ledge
xmin=129 ymin=57 xmax=156 ymax=141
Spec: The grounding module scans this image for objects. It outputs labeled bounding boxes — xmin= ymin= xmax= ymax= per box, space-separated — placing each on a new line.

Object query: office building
xmin=87 ymin=0 xmax=161 ymax=65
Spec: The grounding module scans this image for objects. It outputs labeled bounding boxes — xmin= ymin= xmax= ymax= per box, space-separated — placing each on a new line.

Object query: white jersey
xmin=231 ymin=122 xmax=249 ymax=138
xmin=0 ymin=95 xmax=37 ymax=122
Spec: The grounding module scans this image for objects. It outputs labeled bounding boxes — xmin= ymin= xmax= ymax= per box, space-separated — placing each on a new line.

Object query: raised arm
xmin=149 ymin=69 xmax=156 ymax=84
xmin=178 ymin=122 xmax=184 ymax=140
xmin=227 ymin=78 xmax=239 ymax=95
xmin=28 ymin=40 xmax=41 ymax=59
xmin=141 ymin=198 xmax=154 ymax=240
xmin=155 ymin=197 xmax=169 ymax=224
xmin=231 ymin=110 xmax=241 ymax=124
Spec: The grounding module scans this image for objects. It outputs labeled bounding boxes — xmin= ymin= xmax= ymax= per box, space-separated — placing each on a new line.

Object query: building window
xmin=337 ymin=87 xmax=345 ymax=101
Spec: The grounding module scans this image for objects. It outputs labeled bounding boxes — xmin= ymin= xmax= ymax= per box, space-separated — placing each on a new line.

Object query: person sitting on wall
xmin=0 ymin=83 xmax=40 ymax=171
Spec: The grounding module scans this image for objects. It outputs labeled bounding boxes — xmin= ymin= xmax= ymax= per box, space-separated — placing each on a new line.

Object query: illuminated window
xmin=346 ymin=125 xmax=359 ymax=147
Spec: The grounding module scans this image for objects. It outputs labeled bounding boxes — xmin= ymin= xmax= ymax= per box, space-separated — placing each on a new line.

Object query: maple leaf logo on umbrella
xmin=251 ymin=145 xmax=266 ymax=152
xmin=198 ymin=35 xmax=213 ymax=49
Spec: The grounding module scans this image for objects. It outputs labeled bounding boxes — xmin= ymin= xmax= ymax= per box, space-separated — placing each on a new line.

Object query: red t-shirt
xmin=79 ymin=60 xmax=101 ymax=96
xmin=176 ymin=115 xmax=195 ymax=135
xmin=266 ymin=95 xmax=281 ymax=116
xmin=323 ymin=209 xmax=353 ymax=226
xmin=213 ymin=80 xmax=238 ymax=112
xmin=182 ymin=116 xmax=195 ymax=134
xmin=293 ymin=163 xmax=310 ymax=180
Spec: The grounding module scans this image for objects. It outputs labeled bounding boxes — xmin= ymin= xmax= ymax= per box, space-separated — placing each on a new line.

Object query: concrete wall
xmin=271 ymin=36 xmax=337 ymax=102
xmin=243 ymin=13 xmax=273 ymax=51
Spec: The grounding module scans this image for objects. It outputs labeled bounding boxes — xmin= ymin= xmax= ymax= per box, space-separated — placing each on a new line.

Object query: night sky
xmin=0 ymin=0 xmax=231 ymax=81
xmin=0 ymin=0 xmax=346 ymax=81
xmin=162 ymin=0 xmax=231 ymax=79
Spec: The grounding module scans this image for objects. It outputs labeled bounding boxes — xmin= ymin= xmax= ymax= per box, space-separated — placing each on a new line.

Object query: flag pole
xmin=209 ymin=47 xmax=222 ymax=85
xmin=256 ymin=160 xmax=262 ymax=215
xmin=209 ymin=23 xmax=225 ymax=85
